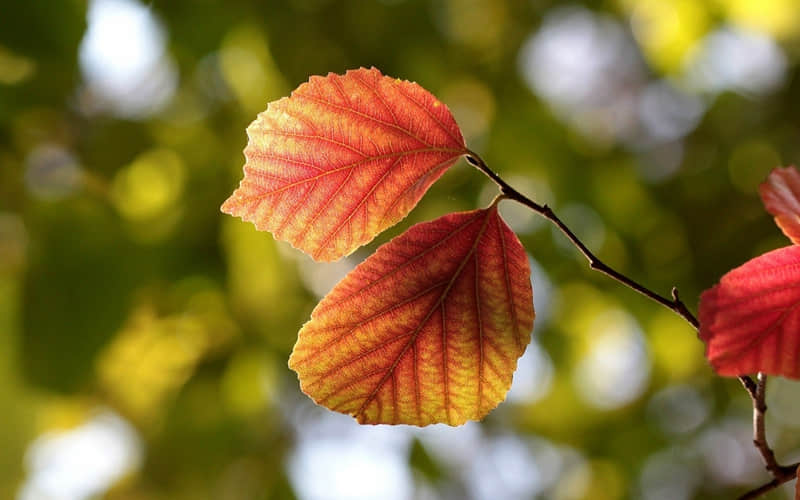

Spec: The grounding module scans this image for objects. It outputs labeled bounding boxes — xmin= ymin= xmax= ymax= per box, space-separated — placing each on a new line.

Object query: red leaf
xmin=288 ymin=206 xmax=534 ymax=426
xmin=795 ymin=466 xmax=800 ymax=500
xmin=699 ymin=245 xmax=800 ymax=379
xmin=760 ymin=166 xmax=800 ymax=245
xmin=221 ymin=67 xmax=467 ymax=262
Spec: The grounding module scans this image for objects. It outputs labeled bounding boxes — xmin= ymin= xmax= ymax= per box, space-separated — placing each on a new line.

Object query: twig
xmin=465 ymin=151 xmax=799 ymax=500
xmin=739 ymin=478 xmax=787 ymax=500
xmin=738 ymin=374 xmax=800 ymax=500
xmin=465 ymin=151 xmax=698 ymax=327
xmin=740 ymin=375 xmax=759 ymax=400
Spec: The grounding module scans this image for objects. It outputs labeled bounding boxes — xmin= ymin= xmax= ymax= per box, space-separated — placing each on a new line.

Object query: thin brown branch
xmin=737 ymin=374 xmax=800 ymax=499
xmin=465 ymin=151 xmax=800 ymax=500
xmin=739 ymin=478 xmax=789 ymax=500
xmin=739 ymin=468 xmax=800 ymax=500
xmin=465 ymin=151 xmax=697 ymax=328
xmin=754 ymin=374 xmax=776 ymax=472
xmin=740 ymin=375 xmax=759 ymax=400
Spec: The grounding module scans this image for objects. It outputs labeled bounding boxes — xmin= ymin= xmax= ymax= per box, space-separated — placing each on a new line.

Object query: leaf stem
xmin=465 ymin=151 xmax=798 ymax=500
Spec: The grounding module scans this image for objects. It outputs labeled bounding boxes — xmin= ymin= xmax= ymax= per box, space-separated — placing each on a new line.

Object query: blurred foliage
xmin=1 ymin=0 xmax=800 ymax=499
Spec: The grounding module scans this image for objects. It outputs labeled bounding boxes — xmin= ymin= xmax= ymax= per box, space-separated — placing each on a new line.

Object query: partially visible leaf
xmin=699 ymin=245 xmax=800 ymax=379
xmin=221 ymin=67 xmax=467 ymax=262
xmin=795 ymin=466 xmax=800 ymax=500
xmin=759 ymin=166 xmax=800 ymax=245
xmin=288 ymin=206 xmax=534 ymax=426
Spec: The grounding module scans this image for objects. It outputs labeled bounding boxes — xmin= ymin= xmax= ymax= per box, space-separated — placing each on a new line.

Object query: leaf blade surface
xmin=221 ymin=67 xmax=467 ymax=261
xmin=288 ymin=207 xmax=534 ymax=425
xmin=699 ymin=245 xmax=800 ymax=379
xmin=760 ymin=165 xmax=800 ymax=245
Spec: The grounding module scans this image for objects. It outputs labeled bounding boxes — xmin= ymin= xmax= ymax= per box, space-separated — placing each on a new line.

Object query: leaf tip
xmin=219 ymin=191 xmax=240 ymax=216
xmin=759 ymin=165 xmax=800 ymax=245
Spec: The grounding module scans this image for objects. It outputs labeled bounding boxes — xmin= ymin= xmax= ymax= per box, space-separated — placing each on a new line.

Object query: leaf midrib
xmin=353 ymin=209 xmax=496 ymax=424
xmin=246 ymin=144 xmax=464 ymax=198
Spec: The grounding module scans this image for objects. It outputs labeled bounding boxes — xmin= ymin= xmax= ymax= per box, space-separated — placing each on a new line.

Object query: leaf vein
xmin=350 ymin=71 xmax=401 ymax=126
xmin=313 ymin=155 xmax=404 ymax=259
xmin=294 ymin=93 xmax=432 ymax=149
xmin=475 ymin=252 xmax=484 ymax=412
xmin=394 ymin=84 xmax=462 ymax=146
xmin=497 ymin=212 xmax=523 ymax=350
xmin=304 ymin=281 xmax=449 ymax=362
xmin=243 ymin=148 xmax=460 ymax=199
xmin=354 ymin=209 xmax=495 ymax=422
xmin=320 ymin=209 xmax=483 ymax=312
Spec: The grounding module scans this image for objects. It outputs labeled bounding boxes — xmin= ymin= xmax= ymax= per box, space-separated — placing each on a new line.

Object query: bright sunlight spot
xmin=18 ymin=410 xmax=142 ymax=500
xmin=78 ymin=0 xmax=177 ymax=117
xmin=287 ymin=409 xmax=413 ymax=500
xmin=685 ymin=26 xmax=787 ymax=96
xmin=574 ymin=309 xmax=650 ymax=409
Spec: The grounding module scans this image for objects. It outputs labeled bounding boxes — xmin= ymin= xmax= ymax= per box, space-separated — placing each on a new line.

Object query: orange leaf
xmin=699 ymin=245 xmax=800 ymax=379
xmin=760 ymin=166 xmax=800 ymax=245
xmin=221 ymin=67 xmax=467 ymax=261
xmin=288 ymin=206 xmax=534 ymax=426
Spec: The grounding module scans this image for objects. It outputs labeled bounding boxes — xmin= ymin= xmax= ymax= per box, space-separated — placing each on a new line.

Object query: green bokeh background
xmin=1 ymin=0 xmax=800 ymax=499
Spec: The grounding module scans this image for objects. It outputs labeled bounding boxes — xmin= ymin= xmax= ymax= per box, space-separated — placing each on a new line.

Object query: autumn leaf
xmin=760 ymin=166 xmax=800 ymax=245
xmin=699 ymin=245 xmax=800 ymax=379
xmin=795 ymin=466 xmax=800 ymax=500
xmin=221 ymin=67 xmax=467 ymax=262
xmin=288 ymin=206 xmax=534 ymax=426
